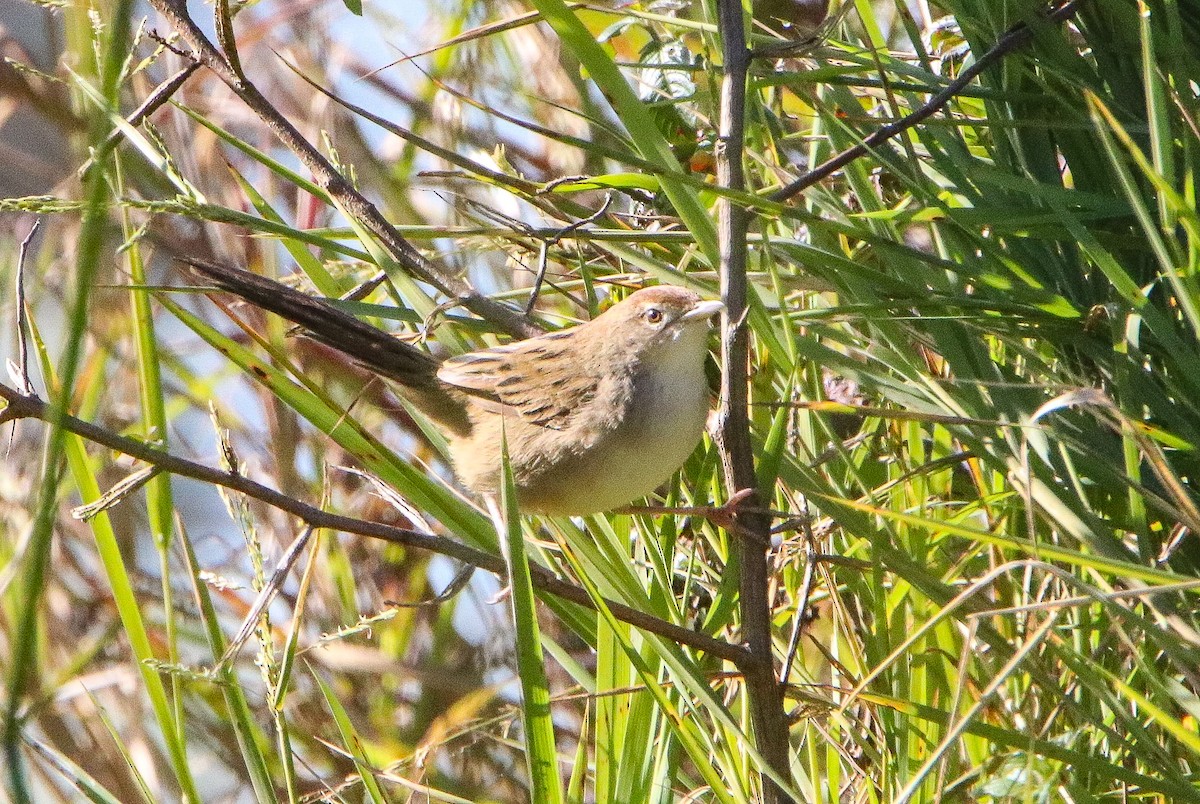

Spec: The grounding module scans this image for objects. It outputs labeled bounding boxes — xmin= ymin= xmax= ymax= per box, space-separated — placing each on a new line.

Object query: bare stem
xmin=714 ymin=2 xmax=792 ymax=801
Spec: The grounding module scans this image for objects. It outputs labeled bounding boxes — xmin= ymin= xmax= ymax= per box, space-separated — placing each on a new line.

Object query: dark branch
xmin=0 ymin=382 xmax=750 ymax=666
xmin=769 ymin=0 xmax=1085 ymax=202
xmin=144 ymin=0 xmax=539 ymax=339
xmin=714 ymin=2 xmax=792 ymax=801
xmin=83 ymin=61 xmax=200 ymax=177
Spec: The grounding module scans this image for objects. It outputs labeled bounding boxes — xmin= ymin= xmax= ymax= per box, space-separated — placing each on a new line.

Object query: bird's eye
xmin=644 ymin=307 xmax=664 ymax=324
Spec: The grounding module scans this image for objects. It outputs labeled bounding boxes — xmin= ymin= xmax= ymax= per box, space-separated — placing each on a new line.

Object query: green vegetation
xmin=1 ymin=0 xmax=1198 ymax=801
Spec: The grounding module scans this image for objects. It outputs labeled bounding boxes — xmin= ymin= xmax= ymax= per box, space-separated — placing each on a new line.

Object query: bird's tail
xmin=179 ymin=257 xmax=472 ymax=435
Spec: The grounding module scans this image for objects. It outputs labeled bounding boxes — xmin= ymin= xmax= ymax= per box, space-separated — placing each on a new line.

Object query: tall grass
xmin=1 ymin=0 xmax=1198 ymax=801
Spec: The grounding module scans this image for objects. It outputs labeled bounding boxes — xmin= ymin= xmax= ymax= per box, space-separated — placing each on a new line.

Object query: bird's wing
xmin=436 ymin=332 xmax=599 ymax=430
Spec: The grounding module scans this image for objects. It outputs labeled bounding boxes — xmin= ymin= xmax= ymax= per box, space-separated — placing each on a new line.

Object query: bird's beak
xmin=682 ymin=299 xmax=725 ymax=323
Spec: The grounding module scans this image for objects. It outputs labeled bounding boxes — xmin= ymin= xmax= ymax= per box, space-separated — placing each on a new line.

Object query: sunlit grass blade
xmin=495 ymin=438 xmax=564 ymax=804
xmin=524 ymin=0 xmax=718 ymax=264
xmin=177 ymin=520 xmax=276 ymax=804
xmin=311 ymin=667 xmax=388 ymax=804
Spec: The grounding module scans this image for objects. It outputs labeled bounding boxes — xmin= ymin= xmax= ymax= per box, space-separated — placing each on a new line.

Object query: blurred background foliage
xmin=2 ymin=0 xmax=1200 ymax=801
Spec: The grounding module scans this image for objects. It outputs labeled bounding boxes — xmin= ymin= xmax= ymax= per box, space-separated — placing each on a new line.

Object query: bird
xmin=181 ymin=259 xmax=724 ymax=516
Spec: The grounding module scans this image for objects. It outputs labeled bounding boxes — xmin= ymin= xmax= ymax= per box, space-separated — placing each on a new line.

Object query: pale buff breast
xmin=456 ymin=322 xmax=712 ymax=516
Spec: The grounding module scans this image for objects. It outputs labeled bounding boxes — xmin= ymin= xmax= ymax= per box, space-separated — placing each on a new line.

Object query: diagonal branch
xmin=768 ymin=0 xmax=1085 ymax=202
xmin=0 ymin=381 xmax=750 ymax=666
xmin=144 ymin=0 xmax=539 ymax=339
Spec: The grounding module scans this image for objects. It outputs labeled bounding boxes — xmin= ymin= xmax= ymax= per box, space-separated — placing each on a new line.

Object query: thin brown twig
xmin=0 ymin=381 xmax=750 ymax=665
xmin=768 ymin=0 xmax=1085 ymax=202
xmin=525 ymin=194 xmax=612 ymax=312
xmin=12 ymin=220 xmax=40 ymax=396
xmin=144 ymin=0 xmax=538 ymax=339
xmin=81 ymin=61 xmax=201 ymax=178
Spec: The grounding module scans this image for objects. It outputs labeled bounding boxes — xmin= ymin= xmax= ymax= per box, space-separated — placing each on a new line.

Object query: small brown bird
xmin=183 ymin=259 xmax=723 ymax=515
